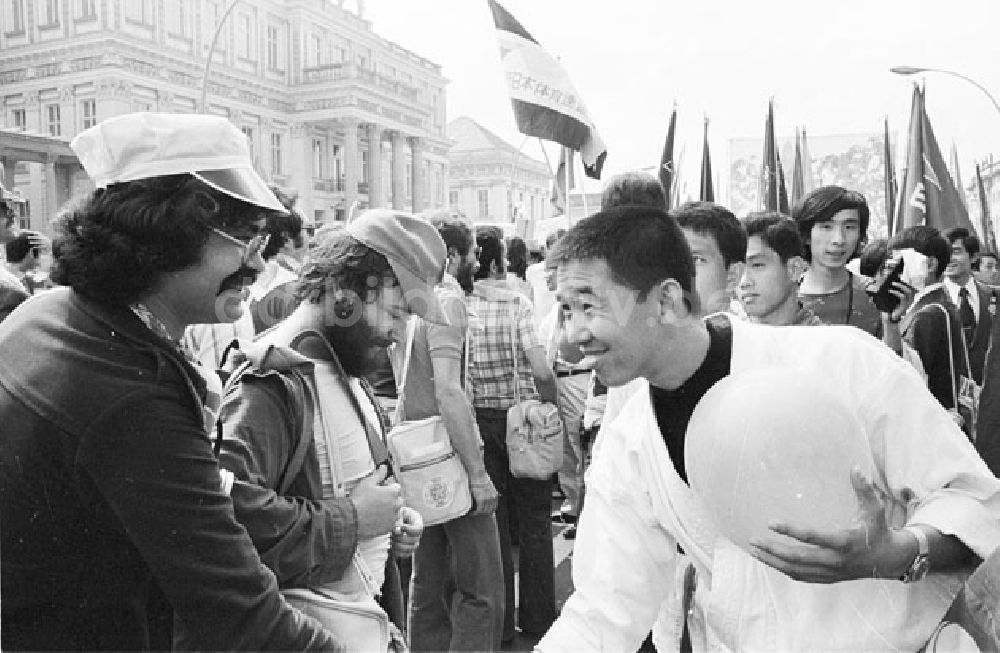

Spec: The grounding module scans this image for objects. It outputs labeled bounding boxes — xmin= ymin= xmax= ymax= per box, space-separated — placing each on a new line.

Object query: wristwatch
xmin=900 ymin=525 xmax=930 ymax=583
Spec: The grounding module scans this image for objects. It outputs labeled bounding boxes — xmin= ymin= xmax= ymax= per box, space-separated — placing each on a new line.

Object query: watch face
xmin=907 ymin=554 xmax=931 ymax=583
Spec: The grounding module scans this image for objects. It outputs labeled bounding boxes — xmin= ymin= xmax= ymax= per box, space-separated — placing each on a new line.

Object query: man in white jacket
xmin=537 ymin=205 xmax=1000 ymax=652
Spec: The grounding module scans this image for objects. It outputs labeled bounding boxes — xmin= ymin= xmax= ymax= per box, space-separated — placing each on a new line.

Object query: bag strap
xmin=510 ymin=298 xmax=522 ymax=406
xmin=932 ymin=303 xmax=961 ymax=411
xmin=392 ymin=317 xmax=418 ymax=425
xmin=289 ymin=329 xmax=388 ymax=468
xmin=278 ymin=372 xmax=317 ymax=496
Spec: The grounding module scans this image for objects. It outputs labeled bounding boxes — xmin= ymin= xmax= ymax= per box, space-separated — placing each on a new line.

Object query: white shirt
xmin=944 ymin=276 xmax=980 ymax=322
xmin=539 ymin=320 xmax=1000 ymax=652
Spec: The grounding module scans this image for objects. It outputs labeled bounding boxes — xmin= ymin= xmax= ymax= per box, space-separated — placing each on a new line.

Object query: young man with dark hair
xmin=537 ymin=204 xmax=1000 ymax=652
xmin=794 ymin=185 xmax=882 ymax=336
xmin=0 ymin=113 xmax=344 ymax=650
xmin=944 ymin=227 xmax=998 ymax=384
xmin=4 ymin=233 xmax=44 ymax=294
xmin=600 ymin=171 xmax=667 ymax=211
xmin=974 ymin=251 xmax=1000 ymax=285
xmin=670 ymin=201 xmax=747 ymax=316
xmin=738 ymin=213 xmax=818 ymax=326
xmin=887 ymin=225 xmax=973 ymax=432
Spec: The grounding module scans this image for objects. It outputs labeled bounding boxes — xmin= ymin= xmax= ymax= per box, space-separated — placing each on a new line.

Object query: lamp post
xmin=890 ymin=66 xmax=1000 ymax=118
xmin=200 ymin=0 xmax=242 ymax=112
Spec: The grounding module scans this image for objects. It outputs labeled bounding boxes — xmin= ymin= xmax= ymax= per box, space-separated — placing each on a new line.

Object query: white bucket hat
xmin=70 ymin=112 xmax=285 ymax=213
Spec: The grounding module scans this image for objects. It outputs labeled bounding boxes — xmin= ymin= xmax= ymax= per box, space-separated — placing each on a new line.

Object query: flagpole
xmin=564 ymin=146 xmax=572 ymax=223
xmin=507 ymin=135 xmax=529 ymax=227
xmin=577 ymin=153 xmax=589 ymax=217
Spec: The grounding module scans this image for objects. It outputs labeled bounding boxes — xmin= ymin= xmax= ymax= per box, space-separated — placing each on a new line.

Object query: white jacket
xmin=539 ymin=320 xmax=1000 ymax=652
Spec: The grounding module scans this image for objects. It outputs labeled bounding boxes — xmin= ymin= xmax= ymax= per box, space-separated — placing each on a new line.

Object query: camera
xmin=866 ymin=256 xmax=905 ymax=313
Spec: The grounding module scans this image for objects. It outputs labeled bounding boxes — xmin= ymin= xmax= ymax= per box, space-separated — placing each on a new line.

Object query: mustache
xmin=218 ymin=266 xmax=259 ymax=294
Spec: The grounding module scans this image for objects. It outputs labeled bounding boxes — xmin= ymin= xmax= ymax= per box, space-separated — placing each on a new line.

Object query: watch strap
xmin=901 ymin=525 xmax=930 ymax=583
xmin=903 ymin=525 xmax=929 ymax=556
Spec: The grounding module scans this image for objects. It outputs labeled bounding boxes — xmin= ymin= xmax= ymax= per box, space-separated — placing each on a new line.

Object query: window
xmin=478 ymin=189 xmax=489 ymax=218
xmin=166 ymin=0 xmax=186 ymax=36
xmin=77 ymin=0 xmax=96 ymax=19
xmin=46 ymin=104 xmax=61 ymax=136
xmin=334 ymin=45 xmax=347 ymax=63
xmin=43 ymin=0 xmax=58 ymax=25
xmin=310 ymin=34 xmax=322 ymax=67
xmin=406 ymin=163 xmax=412 ymax=196
xmin=8 ymin=0 xmax=24 ymax=32
xmin=266 ymin=25 xmax=280 ymax=70
xmin=241 ymin=126 xmax=254 ymax=157
xmin=271 ymin=133 xmax=283 ymax=176
xmin=80 ymin=99 xmax=96 ymax=129
xmin=355 ymin=46 xmax=371 ymax=69
xmin=125 ymin=0 xmax=153 ymax=25
xmin=237 ymin=15 xmax=251 ymax=58
xmin=312 ymin=139 xmax=326 ymax=177
xmin=361 ymin=149 xmax=369 ymax=183
xmin=11 ymin=108 xmax=25 ymax=131
xmin=449 ymin=190 xmax=458 ymax=207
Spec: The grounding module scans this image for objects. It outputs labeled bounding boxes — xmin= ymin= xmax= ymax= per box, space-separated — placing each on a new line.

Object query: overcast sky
xmin=364 ymin=0 xmax=1000 ymax=201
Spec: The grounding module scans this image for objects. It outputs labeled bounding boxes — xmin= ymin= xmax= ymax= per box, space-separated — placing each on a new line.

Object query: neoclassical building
xmin=447 ymin=116 xmax=551 ymax=225
xmin=0 ymin=0 xmax=449 ymax=231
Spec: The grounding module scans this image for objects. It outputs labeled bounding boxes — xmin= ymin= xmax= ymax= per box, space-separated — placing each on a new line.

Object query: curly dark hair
xmin=507 ymin=236 xmax=528 ymax=280
xmin=295 ymin=229 xmax=395 ymax=309
xmin=50 ymin=174 xmax=278 ymax=306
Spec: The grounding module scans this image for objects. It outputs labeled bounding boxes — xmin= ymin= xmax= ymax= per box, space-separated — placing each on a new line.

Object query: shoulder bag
xmin=933 ymin=304 xmax=980 ymax=441
xmin=505 ymin=300 xmax=564 ymax=480
xmin=386 ymin=317 xmax=472 ymax=526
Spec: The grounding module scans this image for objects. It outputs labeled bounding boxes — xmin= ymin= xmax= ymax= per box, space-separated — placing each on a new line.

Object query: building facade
xmin=447 ymin=116 xmax=551 ymax=226
xmin=0 ymin=0 xmax=449 ymax=231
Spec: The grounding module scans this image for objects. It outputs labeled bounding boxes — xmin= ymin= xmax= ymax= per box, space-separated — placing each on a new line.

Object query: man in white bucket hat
xmin=0 ymin=113 xmax=347 ymax=650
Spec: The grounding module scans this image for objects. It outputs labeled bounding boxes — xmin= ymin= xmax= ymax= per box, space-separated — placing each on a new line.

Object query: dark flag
xmin=760 ymin=99 xmax=789 ymax=213
xmin=977 ymin=162 xmax=997 ymax=254
xmin=790 ymin=128 xmax=806 ymax=207
xmin=700 ymin=117 xmax=715 ymax=202
xmin=896 ymin=85 xmax=975 ymax=233
xmin=659 ymin=104 xmax=678 ymax=207
xmin=884 ymin=117 xmax=898 ymax=235
xmin=488 ymin=0 xmax=606 ymax=179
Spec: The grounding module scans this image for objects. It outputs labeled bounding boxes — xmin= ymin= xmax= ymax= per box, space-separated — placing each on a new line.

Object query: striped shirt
xmin=467 ymin=279 xmax=541 ymax=410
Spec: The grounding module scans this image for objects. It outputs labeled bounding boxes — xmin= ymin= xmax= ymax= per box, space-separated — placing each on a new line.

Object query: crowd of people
xmin=4 ymin=110 xmax=1000 ymax=652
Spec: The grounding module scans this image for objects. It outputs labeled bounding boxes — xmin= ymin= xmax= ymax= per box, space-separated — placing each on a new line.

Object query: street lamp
xmin=200 ymin=0 xmax=242 ymax=112
xmin=890 ymin=66 xmax=1000 ymax=118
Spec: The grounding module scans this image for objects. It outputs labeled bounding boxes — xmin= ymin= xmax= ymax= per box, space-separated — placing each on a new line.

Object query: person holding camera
xmin=879 ymin=226 xmax=973 ymax=438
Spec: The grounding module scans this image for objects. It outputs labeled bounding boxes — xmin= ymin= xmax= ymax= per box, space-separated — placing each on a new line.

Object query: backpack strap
xmin=277 ymin=370 xmax=317 ymax=495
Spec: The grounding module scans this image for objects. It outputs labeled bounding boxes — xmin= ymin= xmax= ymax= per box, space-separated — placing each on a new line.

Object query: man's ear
xmin=654 ymin=278 xmax=693 ymax=326
xmin=786 ymin=256 xmax=808 ymax=284
xmin=926 ymin=256 xmax=939 ymax=280
xmin=725 ymin=261 xmax=745 ymax=295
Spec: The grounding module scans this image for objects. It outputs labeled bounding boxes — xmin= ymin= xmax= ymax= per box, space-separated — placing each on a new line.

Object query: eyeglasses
xmin=210 ymin=227 xmax=270 ymax=266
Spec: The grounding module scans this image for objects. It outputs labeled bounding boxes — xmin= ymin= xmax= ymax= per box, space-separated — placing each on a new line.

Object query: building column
xmin=343 ymin=118 xmax=360 ymax=218
xmin=367 ymin=123 xmax=384 ymax=209
xmin=289 ymin=123 xmax=314 ymax=221
xmin=1 ymin=157 xmax=16 ymax=191
xmin=43 ymin=155 xmax=58 ymax=233
xmin=390 ymin=131 xmax=407 ymax=211
xmin=409 ymin=136 xmax=426 ymax=213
